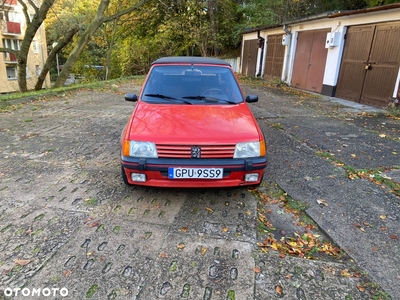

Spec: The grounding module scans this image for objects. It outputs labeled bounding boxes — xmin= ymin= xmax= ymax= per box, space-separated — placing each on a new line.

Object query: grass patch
xmin=84 ymin=198 xmax=98 ymax=206
xmin=316 ymin=150 xmax=400 ymax=196
xmin=269 ymin=122 xmax=284 ymax=130
xmin=0 ymin=76 xmax=142 ymax=101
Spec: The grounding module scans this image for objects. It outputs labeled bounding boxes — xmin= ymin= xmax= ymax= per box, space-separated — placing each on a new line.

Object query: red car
xmin=121 ymin=57 xmax=267 ymax=187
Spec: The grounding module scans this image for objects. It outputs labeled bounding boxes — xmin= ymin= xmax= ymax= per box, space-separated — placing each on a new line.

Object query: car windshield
xmin=141 ymin=65 xmax=244 ymax=104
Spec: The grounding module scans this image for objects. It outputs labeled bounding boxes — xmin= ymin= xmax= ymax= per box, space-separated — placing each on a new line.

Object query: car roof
xmin=152 ymin=56 xmax=231 ymax=66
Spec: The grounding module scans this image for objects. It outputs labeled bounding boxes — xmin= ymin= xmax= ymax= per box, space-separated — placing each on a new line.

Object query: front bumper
xmin=121 ymin=156 xmax=267 ymax=187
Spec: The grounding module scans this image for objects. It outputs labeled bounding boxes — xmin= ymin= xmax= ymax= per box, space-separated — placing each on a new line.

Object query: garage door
xmin=291 ymin=29 xmax=329 ymax=93
xmin=242 ymin=39 xmax=258 ymax=77
xmin=335 ymin=22 xmax=400 ymax=107
xmin=263 ymin=34 xmax=285 ymax=80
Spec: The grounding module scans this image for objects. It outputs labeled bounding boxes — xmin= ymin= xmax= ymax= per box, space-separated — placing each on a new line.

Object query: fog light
xmin=131 ymin=173 xmax=146 ymax=182
xmin=245 ymin=173 xmax=259 ymax=182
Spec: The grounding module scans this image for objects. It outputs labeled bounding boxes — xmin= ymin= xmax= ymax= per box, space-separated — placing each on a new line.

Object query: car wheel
xmin=121 ymin=165 xmax=131 ymax=185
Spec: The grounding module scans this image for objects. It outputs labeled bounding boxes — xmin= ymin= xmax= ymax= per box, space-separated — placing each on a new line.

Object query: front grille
xmin=156 ymin=144 xmax=235 ymax=158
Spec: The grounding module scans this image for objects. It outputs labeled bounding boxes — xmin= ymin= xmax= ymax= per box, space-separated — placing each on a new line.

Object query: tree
xmin=53 ymin=0 xmax=149 ymax=87
xmin=34 ymin=27 xmax=78 ymax=90
xmin=16 ymin=0 xmax=56 ymax=92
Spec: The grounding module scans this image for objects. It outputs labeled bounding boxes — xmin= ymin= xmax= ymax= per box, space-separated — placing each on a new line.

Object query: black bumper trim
xmin=121 ymin=156 xmax=267 ymax=172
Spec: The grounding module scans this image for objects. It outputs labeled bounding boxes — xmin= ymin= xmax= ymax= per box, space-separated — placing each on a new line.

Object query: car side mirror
xmin=245 ymin=95 xmax=258 ymax=103
xmin=125 ymin=93 xmax=138 ymax=102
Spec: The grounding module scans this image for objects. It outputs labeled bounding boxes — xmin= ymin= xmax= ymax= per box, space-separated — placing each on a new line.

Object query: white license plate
xmin=168 ymin=167 xmax=223 ymax=179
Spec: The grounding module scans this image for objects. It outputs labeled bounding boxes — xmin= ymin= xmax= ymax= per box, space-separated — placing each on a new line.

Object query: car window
xmin=141 ymin=65 xmax=243 ymax=104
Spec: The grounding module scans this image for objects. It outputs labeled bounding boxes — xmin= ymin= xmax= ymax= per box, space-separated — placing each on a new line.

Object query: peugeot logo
xmin=191 ymin=146 xmax=201 ymax=158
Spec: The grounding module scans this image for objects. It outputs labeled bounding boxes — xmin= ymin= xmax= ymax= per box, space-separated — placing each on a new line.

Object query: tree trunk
xmin=34 ymin=28 xmax=78 ymax=90
xmin=17 ymin=0 xmax=56 ymax=92
xmin=53 ymin=0 xmax=148 ymax=88
xmin=105 ymin=18 xmax=118 ymax=81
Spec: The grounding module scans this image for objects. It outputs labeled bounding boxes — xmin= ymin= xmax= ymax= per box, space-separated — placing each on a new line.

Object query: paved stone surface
xmin=0 ymin=81 xmax=397 ymax=299
xmin=245 ymin=84 xmax=399 ymax=299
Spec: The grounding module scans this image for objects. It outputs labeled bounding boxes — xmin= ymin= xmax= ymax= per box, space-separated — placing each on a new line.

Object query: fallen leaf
xmin=205 ymin=207 xmax=214 ymax=213
xmin=353 ymin=223 xmax=362 ymax=228
xmin=389 ymin=235 xmax=398 ymax=240
xmin=159 ymin=252 xmax=168 ymax=258
xmin=222 ymin=227 xmax=228 ymax=233
xmin=63 ymin=270 xmax=72 ymax=277
xmin=380 ymin=215 xmax=387 ymax=220
xmin=360 ymin=227 xmax=365 ymax=232
xmin=380 ymin=227 xmax=387 ymax=231
xmin=179 ymin=227 xmax=188 ymax=233
xmin=25 ymin=229 xmax=32 ymax=235
xmin=256 ymin=242 xmax=266 ymax=247
xmin=201 ymin=247 xmax=208 ymax=256
xmin=253 ymin=267 xmax=261 ymax=273
xmin=177 ymin=243 xmax=186 ymax=250
xmin=83 ymin=217 xmax=95 ymax=224
xmin=356 ymin=284 xmax=365 ymax=292
xmin=275 ymin=285 xmax=283 ymax=295
xmin=372 ymin=246 xmax=378 ymax=251
xmin=15 ymin=259 xmax=31 ymax=266
xmin=341 ymin=269 xmax=351 ymax=277
xmin=379 ymin=134 xmax=386 ymax=138
xmin=88 ymin=222 xmax=99 ymax=228
xmin=317 ymin=199 xmax=328 ymax=206
xmin=350 ymin=154 xmax=357 ymax=158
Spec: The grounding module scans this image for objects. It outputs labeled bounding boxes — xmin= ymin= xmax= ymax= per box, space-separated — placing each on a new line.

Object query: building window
xmin=35 ymin=65 xmax=41 ymax=77
xmin=2 ymin=38 xmax=21 ymax=50
xmin=32 ymin=40 xmax=39 ymax=53
xmin=6 ymin=66 xmax=17 ymax=80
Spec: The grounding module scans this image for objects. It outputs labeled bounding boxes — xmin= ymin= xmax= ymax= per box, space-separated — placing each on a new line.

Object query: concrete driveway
xmin=0 ymin=81 xmax=398 ymax=299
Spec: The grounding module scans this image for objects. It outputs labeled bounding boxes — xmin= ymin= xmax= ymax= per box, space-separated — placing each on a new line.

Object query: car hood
xmin=128 ymin=102 xmax=261 ymax=144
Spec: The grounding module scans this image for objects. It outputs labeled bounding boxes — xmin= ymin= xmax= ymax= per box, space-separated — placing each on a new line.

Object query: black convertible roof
xmin=152 ymin=56 xmax=230 ymax=66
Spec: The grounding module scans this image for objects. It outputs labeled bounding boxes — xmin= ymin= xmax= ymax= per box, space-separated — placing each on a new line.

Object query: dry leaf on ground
xmin=15 ymin=259 xmax=31 ymax=266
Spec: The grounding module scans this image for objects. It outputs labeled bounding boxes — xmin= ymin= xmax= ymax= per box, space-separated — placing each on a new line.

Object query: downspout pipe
xmin=257 ymin=30 xmax=265 ymax=77
xmin=282 ymin=25 xmax=292 ymax=82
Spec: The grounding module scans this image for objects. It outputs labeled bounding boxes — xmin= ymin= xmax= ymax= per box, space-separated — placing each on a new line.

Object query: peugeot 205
xmin=121 ymin=57 xmax=267 ymax=187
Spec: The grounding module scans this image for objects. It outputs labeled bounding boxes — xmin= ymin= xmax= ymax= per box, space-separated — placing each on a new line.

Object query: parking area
xmin=0 ymin=81 xmax=398 ymax=299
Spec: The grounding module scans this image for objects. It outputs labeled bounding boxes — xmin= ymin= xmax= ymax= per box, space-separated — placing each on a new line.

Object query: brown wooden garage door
xmin=291 ymin=29 xmax=329 ymax=93
xmin=242 ymin=39 xmax=258 ymax=77
xmin=263 ymin=34 xmax=285 ymax=80
xmin=335 ymin=21 xmax=400 ymax=107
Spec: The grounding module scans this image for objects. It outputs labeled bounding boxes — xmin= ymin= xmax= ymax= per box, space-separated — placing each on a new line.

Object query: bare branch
xmin=103 ymin=0 xmax=150 ymax=23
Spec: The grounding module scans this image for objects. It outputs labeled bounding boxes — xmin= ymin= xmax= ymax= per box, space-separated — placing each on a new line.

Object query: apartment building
xmin=1 ymin=0 xmax=50 ymax=93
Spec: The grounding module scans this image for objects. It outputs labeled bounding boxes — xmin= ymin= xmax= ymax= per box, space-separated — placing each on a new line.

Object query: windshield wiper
xmin=183 ymin=95 xmax=219 ymax=101
xmin=144 ymin=94 xmax=193 ymax=104
xmin=182 ymin=95 xmax=237 ymax=104
xmin=144 ymin=93 xmax=177 ymax=100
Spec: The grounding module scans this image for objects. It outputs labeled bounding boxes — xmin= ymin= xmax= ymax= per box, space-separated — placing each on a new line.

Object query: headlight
xmin=234 ymin=141 xmax=260 ymax=158
xmin=129 ymin=141 xmax=158 ymax=158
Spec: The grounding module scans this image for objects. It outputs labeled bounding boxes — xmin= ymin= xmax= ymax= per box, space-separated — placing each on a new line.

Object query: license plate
xmin=168 ymin=167 xmax=223 ymax=179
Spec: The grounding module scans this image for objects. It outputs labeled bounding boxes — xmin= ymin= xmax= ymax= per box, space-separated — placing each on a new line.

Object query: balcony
xmin=4 ymin=52 xmax=17 ymax=64
xmin=4 ymin=0 xmax=17 ymax=5
xmin=1 ymin=20 xmax=21 ymax=36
